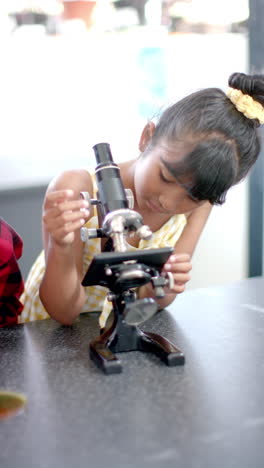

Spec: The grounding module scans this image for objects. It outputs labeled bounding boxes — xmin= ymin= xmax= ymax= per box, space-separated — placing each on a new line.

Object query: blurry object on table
xmin=112 ymin=0 xmax=149 ymax=26
xmin=9 ymin=0 xmax=63 ymax=35
xmin=62 ymin=0 xmax=97 ymax=29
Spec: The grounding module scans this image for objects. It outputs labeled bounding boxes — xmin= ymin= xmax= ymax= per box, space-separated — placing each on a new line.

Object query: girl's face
xmin=133 ymin=141 xmax=206 ymax=215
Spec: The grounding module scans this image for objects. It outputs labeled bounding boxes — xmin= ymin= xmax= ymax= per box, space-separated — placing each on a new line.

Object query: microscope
xmin=81 ymin=143 xmax=185 ymax=374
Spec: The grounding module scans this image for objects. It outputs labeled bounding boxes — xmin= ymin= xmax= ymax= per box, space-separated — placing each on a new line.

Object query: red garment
xmin=0 ymin=218 xmax=24 ymax=327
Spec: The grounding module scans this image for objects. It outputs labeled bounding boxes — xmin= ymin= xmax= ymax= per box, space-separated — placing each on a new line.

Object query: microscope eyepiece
xmin=93 ymin=142 xmax=114 ymax=165
xmin=93 ymin=143 xmax=128 ymax=216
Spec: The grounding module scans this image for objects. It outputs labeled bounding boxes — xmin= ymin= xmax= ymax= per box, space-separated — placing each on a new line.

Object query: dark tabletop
xmin=1 ymin=276 xmax=264 ymax=468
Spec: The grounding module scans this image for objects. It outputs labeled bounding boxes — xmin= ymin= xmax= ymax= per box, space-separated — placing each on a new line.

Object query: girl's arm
xmin=39 ymin=169 xmax=92 ymax=325
xmin=173 ymin=202 xmax=213 ymax=257
xmin=138 ymin=202 xmax=212 ymax=308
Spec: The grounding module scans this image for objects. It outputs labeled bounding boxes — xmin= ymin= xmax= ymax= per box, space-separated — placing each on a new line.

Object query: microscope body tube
xmin=93 ymin=143 xmax=128 ymax=218
xmin=81 ymin=142 xmax=152 ymax=250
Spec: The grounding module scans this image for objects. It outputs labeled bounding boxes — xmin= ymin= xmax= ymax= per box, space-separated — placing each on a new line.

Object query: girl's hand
xmin=42 ymin=189 xmax=90 ymax=246
xmin=162 ymin=253 xmax=192 ymax=294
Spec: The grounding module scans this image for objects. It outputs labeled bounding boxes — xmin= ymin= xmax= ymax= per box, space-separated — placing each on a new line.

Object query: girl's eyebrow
xmin=160 ymin=157 xmax=179 ymax=179
xmin=160 ymin=157 xmax=199 ymax=202
xmin=160 ymin=156 xmax=190 ymax=183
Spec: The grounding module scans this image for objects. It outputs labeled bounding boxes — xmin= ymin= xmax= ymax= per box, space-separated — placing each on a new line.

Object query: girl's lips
xmin=146 ymin=199 xmax=164 ymax=212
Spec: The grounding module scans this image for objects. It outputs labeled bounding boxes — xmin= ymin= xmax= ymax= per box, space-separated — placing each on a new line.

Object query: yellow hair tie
xmin=227 ymin=87 xmax=264 ymax=124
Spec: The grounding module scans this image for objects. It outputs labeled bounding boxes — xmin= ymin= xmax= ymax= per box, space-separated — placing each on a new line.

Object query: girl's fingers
xmin=44 ymin=207 xmax=89 ymax=226
xmin=163 ymin=261 xmax=192 ymax=273
xmin=169 ymin=254 xmax=191 ymax=263
xmin=172 ymin=273 xmax=191 ymax=283
xmin=164 ymin=275 xmax=190 ymax=293
xmin=44 ymin=189 xmax=75 ymax=208
xmin=55 ymin=198 xmax=89 ymax=213
xmin=45 ymin=190 xmax=89 ymax=212
xmin=53 ymin=218 xmax=86 ymax=238
xmin=162 ymin=253 xmax=192 ymax=293
xmin=48 ymin=217 xmax=87 ymax=246
xmin=43 ymin=190 xmax=90 ymax=227
xmin=46 ymin=189 xmax=75 ymax=202
xmin=46 ymin=199 xmax=89 ymax=216
xmin=163 ymin=254 xmax=191 ymax=271
xmin=43 ymin=190 xmax=91 ymax=246
xmin=171 ymin=283 xmax=186 ymax=294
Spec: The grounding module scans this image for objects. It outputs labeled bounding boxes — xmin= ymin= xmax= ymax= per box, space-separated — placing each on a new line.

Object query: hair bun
xmin=228 ymin=72 xmax=254 ymax=95
xmin=227 ymin=72 xmax=264 ymax=124
xmin=228 ymin=72 xmax=264 ymax=103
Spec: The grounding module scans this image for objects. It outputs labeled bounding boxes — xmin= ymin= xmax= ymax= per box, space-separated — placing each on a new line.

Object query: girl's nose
xmin=159 ymin=188 xmax=186 ymax=212
xmin=159 ymin=195 xmax=179 ymax=212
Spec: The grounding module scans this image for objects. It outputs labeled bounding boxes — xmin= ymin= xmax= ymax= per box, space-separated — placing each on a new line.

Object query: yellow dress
xmin=20 ymin=179 xmax=187 ymax=327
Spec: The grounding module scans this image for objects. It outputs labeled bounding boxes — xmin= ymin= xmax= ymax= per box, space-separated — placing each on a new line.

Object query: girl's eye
xmin=160 ymin=171 xmax=174 ymax=183
xmin=187 ymin=191 xmax=199 ymax=202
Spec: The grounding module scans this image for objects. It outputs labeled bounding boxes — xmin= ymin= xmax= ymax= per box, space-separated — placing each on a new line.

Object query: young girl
xmin=20 ymin=72 xmax=264 ymax=327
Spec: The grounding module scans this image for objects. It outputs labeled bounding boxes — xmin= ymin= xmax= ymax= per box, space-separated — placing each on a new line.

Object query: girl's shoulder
xmin=47 ymin=169 xmax=94 ymax=195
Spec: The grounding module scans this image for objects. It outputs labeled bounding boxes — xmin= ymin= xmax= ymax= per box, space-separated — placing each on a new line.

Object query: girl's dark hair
xmin=149 ymin=72 xmax=264 ymax=205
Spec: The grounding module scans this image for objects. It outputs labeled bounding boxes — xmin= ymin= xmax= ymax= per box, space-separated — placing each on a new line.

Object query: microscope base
xmin=89 ymin=315 xmax=185 ymax=374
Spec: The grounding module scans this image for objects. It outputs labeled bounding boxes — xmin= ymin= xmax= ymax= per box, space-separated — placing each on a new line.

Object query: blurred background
xmin=0 ymin=0 xmax=263 ymax=291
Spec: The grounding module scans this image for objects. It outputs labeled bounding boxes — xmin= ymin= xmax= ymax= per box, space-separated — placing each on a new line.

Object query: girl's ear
xmin=139 ymin=121 xmax=156 ymax=152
